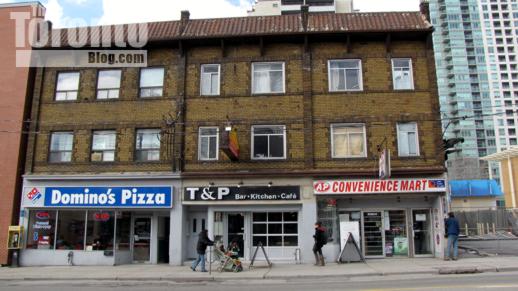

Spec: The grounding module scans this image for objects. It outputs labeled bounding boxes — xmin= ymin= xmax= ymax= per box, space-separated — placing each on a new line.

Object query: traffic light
xmin=443 ymin=137 xmax=464 ymax=161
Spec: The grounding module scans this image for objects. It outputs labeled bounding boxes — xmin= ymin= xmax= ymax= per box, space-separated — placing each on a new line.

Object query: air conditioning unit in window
xmin=91 ymin=152 xmax=103 ymax=162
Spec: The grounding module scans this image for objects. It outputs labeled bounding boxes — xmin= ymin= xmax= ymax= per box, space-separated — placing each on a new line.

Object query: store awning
xmin=449 ymin=180 xmax=503 ymax=198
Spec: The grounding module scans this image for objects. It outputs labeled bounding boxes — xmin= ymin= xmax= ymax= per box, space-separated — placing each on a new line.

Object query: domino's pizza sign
xmin=22 ymin=186 xmax=173 ymax=208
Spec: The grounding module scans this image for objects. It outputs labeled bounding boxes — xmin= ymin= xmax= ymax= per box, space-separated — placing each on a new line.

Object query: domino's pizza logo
xmin=27 ymin=188 xmax=42 ymax=203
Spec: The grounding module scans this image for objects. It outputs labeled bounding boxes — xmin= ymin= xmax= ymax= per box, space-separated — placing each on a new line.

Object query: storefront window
xmin=86 ymin=211 xmax=115 ymax=251
xmin=26 ymin=210 xmax=57 ymax=249
xmin=384 ymin=210 xmax=408 ymax=257
xmin=252 ymin=212 xmax=298 ymax=247
xmin=115 ymin=211 xmax=131 ymax=250
xmin=317 ymin=199 xmax=338 ymax=243
xmin=56 ymin=210 xmax=86 ymax=250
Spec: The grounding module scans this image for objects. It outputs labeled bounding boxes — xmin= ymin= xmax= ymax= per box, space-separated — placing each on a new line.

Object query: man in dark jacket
xmin=445 ymin=212 xmax=460 ymax=261
xmin=313 ymin=221 xmax=327 ymax=266
xmin=191 ymin=229 xmax=214 ymax=272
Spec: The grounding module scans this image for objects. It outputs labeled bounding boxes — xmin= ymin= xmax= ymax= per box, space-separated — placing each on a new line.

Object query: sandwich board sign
xmin=337 ymin=220 xmax=364 ymax=263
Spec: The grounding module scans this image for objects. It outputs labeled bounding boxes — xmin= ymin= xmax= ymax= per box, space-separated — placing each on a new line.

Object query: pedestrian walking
xmin=190 ymin=229 xmax=214 ymax=272
xmin=445 ymin=212 xmax=460 ymax=261
xmin=313 ymin=221 xmax=327 ymax=266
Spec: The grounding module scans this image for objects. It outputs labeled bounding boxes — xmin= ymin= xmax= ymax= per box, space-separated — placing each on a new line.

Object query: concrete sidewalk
xmin=1 ymin=257 xmax=517 ymax=282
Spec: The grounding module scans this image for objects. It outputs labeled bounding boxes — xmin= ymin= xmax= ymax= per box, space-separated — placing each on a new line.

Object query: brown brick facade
xmin=25 ymin=35 xmax=444 ymax=180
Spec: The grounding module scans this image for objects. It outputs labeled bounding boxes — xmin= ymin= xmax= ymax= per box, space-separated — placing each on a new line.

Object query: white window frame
xmin=97 ymin=69 xmax=122 ymax=100
xmin=251 ymin=62 xmax=286 ymax=94
xmin=91 ymin=130 xmax=117 ymax=162
xmin=397 ymin=122 xmax=420 ymax=157
xmin=330 ymin=123 xmax=368 ymax=158
xmin=251 ymin=125 xmax=287 ymax=160
xmin=200 ymin=64 xmax=221 ymax=96
xmin=252 ymin=212 xmax=299 ymax=248
xmin=392 ymin=58 xmax=415 ymax=90
xmin=55 ymin=72 xmax=80 ymax=101
xmin=49 ymin=131 xmax=74 ymax=163
xmin=198 ymin=126 xmax=219 ymax=161
xmin=327 ymin=59 xmax=363 ymax=92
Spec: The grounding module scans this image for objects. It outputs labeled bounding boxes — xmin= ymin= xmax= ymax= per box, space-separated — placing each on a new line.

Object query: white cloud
xmin=98 ymin=0 xmax=253 ymax=25
xmin=44 ymin=0 xmax=65 ymax=27
xmin=64 ymin=0 xmax=89 ymax=5
xmin=354 ymin=0 xmax=420 ymax=12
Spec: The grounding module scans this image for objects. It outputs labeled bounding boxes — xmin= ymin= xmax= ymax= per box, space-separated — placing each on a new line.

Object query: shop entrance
xmin=227 ymin=213 xmax=245 ymax=257
xmin=412 ymin=209 xmax=432 ymax=256
xmin=133 ymin=216 xmax=152 ymax=262
xmin=187 ymin=211 xmax=207 ymax=259
xmin=157 ymin=216 xmax=170 ymax=263
xmin=362 ymin=211 xmax=384 ymax=257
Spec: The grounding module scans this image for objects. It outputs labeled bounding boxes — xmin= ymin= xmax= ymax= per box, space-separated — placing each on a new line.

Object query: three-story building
xmin=18 ymin=7 xmax=447 ymax=266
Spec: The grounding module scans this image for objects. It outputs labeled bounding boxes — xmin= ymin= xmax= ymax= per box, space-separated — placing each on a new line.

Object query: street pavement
xmin=0 ymin=256 xmax=518 ymax=282
xmin=1 ymin=271 xmax=518 ymax=290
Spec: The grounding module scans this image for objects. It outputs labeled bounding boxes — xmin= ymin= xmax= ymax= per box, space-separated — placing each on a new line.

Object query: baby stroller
xmin=213 ymin=242 xmax=243 ymax=272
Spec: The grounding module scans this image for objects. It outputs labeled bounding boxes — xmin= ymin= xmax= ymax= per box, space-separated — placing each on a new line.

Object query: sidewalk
xmin=1 ymin=257 xmax=517 ymax=282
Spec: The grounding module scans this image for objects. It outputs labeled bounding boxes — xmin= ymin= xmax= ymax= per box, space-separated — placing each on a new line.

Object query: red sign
xmin=94 ymin=212 xmax=111 ymax=221
xmin=314 ymin=179 xmax=446 ymax=195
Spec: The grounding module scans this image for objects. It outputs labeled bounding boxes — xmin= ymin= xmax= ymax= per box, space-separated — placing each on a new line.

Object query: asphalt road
xmin=2 ymin=272 xmax=518 ymax=291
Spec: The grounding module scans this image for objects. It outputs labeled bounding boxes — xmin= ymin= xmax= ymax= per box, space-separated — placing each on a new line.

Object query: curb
xmin=1 ymin=265 xmax=518 ymax=282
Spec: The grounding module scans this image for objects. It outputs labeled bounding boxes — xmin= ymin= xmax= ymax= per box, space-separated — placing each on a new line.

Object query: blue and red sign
xmin=27 ymin=188 xmax=42 ymax=203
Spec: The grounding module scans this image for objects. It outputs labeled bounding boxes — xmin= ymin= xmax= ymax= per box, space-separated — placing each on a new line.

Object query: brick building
xmin=0 ymin=2 xmax=45 ymax=265
xmin=19 ymin=7 xmax=447 ymax=266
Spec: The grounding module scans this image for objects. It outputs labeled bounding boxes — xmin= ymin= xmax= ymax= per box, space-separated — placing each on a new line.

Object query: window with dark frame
xmin=139 ymin=68 xmax=164 ymax=98
xmin=252 ymin=125 xmax=286 ymax=159
xmin=49 ymin=132 xmax=74 ymax=163
xmin=55 ymin=72 xmax=80 ymax=101
xmin=97 ymin=70 xmax=121 ymax=99
xmin=135 ymin=129 xmax=161 ymax=161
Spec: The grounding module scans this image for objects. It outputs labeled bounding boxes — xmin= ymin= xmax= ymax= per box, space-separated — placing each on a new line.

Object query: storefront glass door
xmin=363 ymin=211 xmax=384 ymax=257
xmin=133 ymin=216 xmax=151 ymax=262
xmin=412 ymin=209 xmax=432 ymax=256
xmin=227 ymin=213 xmax=245 ymax=257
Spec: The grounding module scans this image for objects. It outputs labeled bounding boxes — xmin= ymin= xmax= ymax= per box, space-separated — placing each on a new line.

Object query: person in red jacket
xmin=313 ymin=221 xmax=327 ymax=266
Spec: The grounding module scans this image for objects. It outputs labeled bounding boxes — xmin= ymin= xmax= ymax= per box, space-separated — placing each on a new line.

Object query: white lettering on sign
xmin=313 ymin=179 xmax=446 ymax=195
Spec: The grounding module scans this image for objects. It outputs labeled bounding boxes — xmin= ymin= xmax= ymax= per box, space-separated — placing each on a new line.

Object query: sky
xmin=0 ymin=0 xmax=422 ymax=28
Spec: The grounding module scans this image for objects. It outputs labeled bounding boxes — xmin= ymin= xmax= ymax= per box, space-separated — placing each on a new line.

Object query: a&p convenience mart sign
xmin=313 ymin=179 xmax=446 ymax=195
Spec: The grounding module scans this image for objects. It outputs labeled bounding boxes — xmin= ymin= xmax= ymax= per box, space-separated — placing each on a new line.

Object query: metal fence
xmin=452 ymin=208 xmax=518 ymax=256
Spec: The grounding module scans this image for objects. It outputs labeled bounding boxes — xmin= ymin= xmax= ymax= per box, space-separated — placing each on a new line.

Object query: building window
xmin=397 ymin=122 xmax=419 ymax=156
xmin=331 ymin=124 xmax=367 ymax=158
xmin=139 ymin=67 xmax=164 ymax=97
xmin=135 ymin=129 xmax=161 ymax=161
xmin=198 ymin=127 xmax=219 ymax=161
xmin=56 ymin=210 xmax=86 ymax=250
xmin=251 ymin=125 xmax=286 ymax=159
xmin=55 ymin=72 xmax=80 ymax=101
xmin=26 ymin=210 xmax=57 ymax=249
xmin=97 ymin=70 xmax=121 ymax=99
xmin=200 ymin=64 xmax=220 ymax=96
xmin=328 ymin=59 xmax=362 ymax=91
xmin=252 ymin=212 xmax=298 ymax=247
xmin=49 ymin=132 xmax=74 ymax=163
xmin=91 ymin=130 xmax=116 ymax=162
xmin=252 ymin=62 xmax=285 ymax=94
xmin=392 ymin=58 xmax=414 ymax=90
xmin=85 ymin=211 xmax=115 ymax=251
